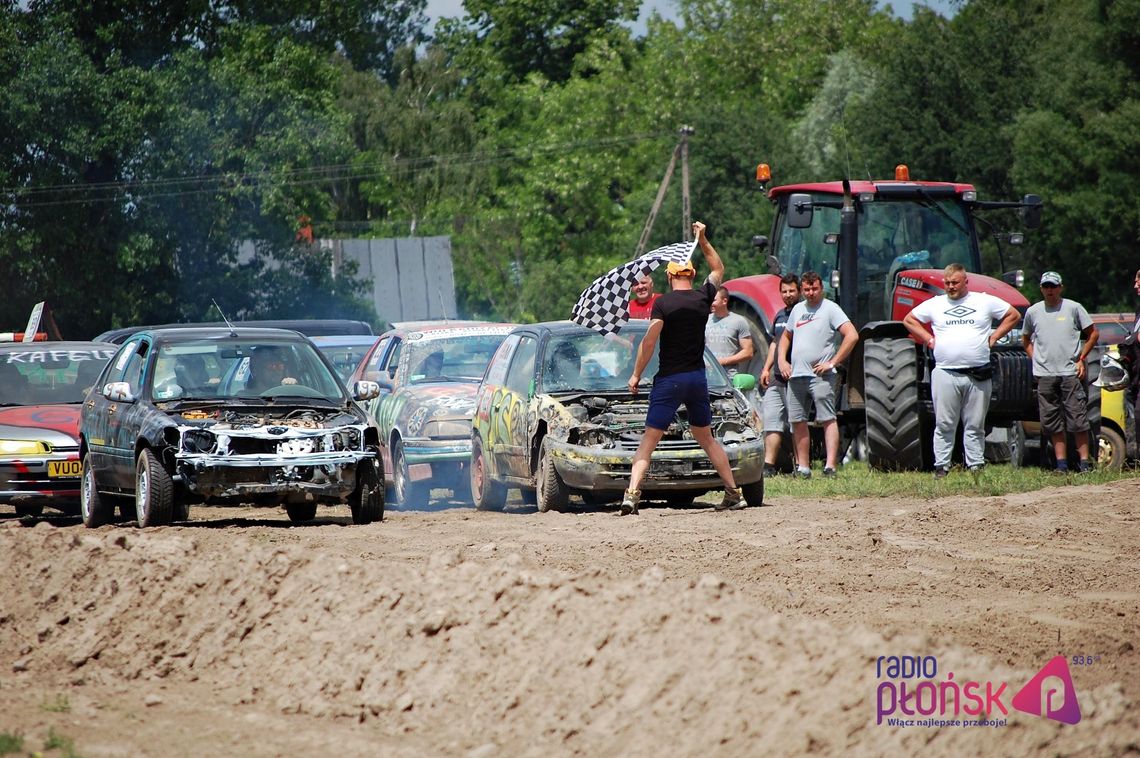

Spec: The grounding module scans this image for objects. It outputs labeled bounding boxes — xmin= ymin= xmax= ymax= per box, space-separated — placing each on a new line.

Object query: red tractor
xmin=724 ymin=164 xmax=1043 ymax=471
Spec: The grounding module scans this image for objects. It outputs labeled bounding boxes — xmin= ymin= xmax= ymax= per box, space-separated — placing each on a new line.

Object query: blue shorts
xmin=646 ymin=369 xmax=712 ymax=430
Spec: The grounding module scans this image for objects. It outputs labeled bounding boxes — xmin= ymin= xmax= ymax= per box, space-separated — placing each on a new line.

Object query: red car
xmin=0 ymin=341 xmax=116 ymax=516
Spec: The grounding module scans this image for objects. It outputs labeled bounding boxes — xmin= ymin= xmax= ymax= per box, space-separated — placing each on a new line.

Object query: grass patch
xmin=43 ymin=727 xmax=79 ymax=758
xmin=0 ymin=732 xmax=24 ymax=755
xmin=41 ymin=693 xmax=71 ymax=713
xmin=762 ymin=461 xmax=1140 ymax=501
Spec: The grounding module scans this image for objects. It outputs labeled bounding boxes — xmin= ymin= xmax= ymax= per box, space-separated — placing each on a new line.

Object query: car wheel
xmin=350 ymin=455 xmax=384 ymax=524
xmin=285 ymin=503 xmax=318 ymax=523
xmin=664 ymin=492 xmax=696 ymax=508
xmin=80 ymin=453 xmax=114 ymax=528
xmin=393 ymin=440 xmax=428 ymax=507
xmin=1097 ymin=426 xmax=1126 ymax=471
xmin=135 ymin=448 xmax=174 ymax=527
xmin=536 ymin=438 xmax=569 ymax=513
xmin=742 ymin=479 xmax=765 ymax=508
xmin=14 ymin=504 xmax=44 ymax=518
xmin=470 ymin=436 xmax=506 ymax=511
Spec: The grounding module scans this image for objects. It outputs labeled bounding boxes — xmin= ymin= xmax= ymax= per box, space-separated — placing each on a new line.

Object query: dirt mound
xmin=2 ymin=526 xmax=1134 ymax=755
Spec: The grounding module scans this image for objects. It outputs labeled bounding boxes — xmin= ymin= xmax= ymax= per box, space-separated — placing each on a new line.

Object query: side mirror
xmin=766 ymin=254 xmax=781 ymax=275
xmin=786 ymin=193 xmax=814 ymax=229
xmin=353 ymin=380 xmax=380 ymax=401
xmin=1021 ymin=194 xmax=1042 ymax=230
xmin=733 ymin=373 xmax=757 ymax=392
xmin=751 ymin=234 xmax=769 ymax=251
xmin=104 ymin=381 xmax=136 ymax=403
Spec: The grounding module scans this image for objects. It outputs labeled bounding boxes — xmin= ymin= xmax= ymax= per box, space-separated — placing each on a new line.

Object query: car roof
xmin=511 ymin=320 xmax=650 ymax=337
xmin=137 ymin=327 xmax=316 ymax=344
xmin=308 ymin=335 xmax=381 ymax=347
xmin=384 ymin=322 xmax=515 ymax=340
xmin=94 ymin=319 xmax=374 ymax=344
xmin=0 ymin=340 xmax=115 ymax=352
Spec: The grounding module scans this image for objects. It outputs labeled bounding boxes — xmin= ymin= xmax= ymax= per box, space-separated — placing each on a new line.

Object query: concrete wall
xmin=338 ymin=236 xmax=457 ymax=324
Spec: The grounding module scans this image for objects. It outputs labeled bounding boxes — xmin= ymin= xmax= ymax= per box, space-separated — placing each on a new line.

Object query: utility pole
xmin=634 ymin=125 xmax=696 ymax=256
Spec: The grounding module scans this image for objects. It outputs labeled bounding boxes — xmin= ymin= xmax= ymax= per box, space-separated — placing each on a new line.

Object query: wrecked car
xmin=0 ymin=341 xmax=116 ymax=516
xmin=79 ymin=328 xmax=384 ymax=527
xmin=470 ymin=320 xmax=765 ymax=512
xmin=349 ymin=322 xmax=514 ymax=506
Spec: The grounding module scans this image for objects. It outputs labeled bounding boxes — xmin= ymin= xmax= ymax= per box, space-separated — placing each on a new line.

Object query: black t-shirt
xmin=769 ymin=305 xmax=795 ymax=385
xmin=650 ymin=280 xmax=718 ymax=377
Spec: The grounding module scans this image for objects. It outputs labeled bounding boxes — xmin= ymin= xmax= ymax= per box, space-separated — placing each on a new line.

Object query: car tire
xmin=536 ymin=438 xmax=569 ymax=513
xmin=350 ymin=455 xmax=384 ymax=524
xmin=393 ymin=440 xmax=428 ymax=508
xmin=664 ymin=492 xmax=697 ymax=508
xmin=742 ymin=479 xmax=765 ymax=508
xmin=286 ymin=503 xmax=318 ymax=523
xmin=470 ymin=436 xmax=506 ymax=511
xmin=135 ymin=448 xmax=174 ymax=527
xmin=14 ymin=504 xmax=44 ymax=518
xmin=80 ymin=453 xmax=113 ymax=528
xmin=1097 ymin=426 xmax=1126 ymax=471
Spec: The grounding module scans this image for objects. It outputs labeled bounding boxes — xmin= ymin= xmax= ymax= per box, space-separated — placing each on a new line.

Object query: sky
xmin=423 ymin=0 xmax=960 ymax=35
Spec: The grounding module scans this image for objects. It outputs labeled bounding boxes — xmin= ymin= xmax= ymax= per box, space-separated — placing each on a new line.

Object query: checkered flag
xmin=571 ymin=240 xmax=697 ymax=335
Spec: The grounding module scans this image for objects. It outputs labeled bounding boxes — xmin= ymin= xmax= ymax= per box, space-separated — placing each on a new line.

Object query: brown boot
xmin=714 ymin=486 xmax=745 ymax=511
xmin=619 ymin=488 xmax=640 ymax=516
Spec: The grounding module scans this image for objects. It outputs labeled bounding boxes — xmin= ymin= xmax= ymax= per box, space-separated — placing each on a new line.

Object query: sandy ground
xmin=1 ymin=480 xmax=1138 ymax=757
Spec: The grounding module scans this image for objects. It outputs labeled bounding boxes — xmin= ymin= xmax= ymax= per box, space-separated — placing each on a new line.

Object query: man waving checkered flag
xmin=571 ymin=240 xmax=698 ymax=336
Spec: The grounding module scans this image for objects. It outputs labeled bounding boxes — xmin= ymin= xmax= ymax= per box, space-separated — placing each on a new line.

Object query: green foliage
xmin=42 ymin=727 xmax=79 ymax=758
xmin=0 ymin=732 xmax=23 ymax=755
xmin=41 ymin=693 xmax=71 ymax=713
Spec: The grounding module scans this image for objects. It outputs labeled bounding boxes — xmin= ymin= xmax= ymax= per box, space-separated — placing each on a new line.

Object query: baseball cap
xmin=666 ymin=261 xmax=696 ymax=277
xmin=1040 ymin=271 xmax=1062 ymax=286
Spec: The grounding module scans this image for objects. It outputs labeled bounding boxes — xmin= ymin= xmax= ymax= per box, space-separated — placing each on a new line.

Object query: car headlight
xmin=576 ymin=429 xmax=616 ymax=448
xmin=0 ymin=440 xmax=49 ymax=456
xmin=182 ymin=429 xmax=216 ymax=454
xmin=422 ymin=419 xmax=471 ymax=438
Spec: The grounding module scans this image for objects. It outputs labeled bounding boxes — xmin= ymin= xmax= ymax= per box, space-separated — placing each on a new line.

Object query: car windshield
xmin=406 ymin=334 xmax=508 ymax=384
xmin=152 ymin=339 xmax=346 ymax=402
xmin=541 ymin=325 xmax=732 ymax=393
xmin=0 ymin=346 xmax=116 ymax=405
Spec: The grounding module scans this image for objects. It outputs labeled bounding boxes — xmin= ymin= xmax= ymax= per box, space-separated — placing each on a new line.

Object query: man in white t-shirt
xmin=903 ymin=263 xmax=1021 ymax=478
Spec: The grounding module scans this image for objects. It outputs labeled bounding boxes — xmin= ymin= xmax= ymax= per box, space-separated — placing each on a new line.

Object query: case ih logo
xmin=944 ymin=305 xmax=976 ymax=319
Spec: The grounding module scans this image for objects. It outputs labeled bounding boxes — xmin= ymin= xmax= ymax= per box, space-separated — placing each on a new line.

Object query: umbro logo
xmin=945 ymin=305 xmax=976 ymax=319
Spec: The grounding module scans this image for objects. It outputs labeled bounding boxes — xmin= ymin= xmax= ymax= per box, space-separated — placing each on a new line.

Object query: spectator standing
xmin=902 ymin=263 xmax=1021 ymax=478
xmin=759 ymin=274 xmax=801 ymax=476
xmin=629 ymin=274 xmax=661 ymax=319
xmin=624 ymin=221 xmax=745 ymax=515
xmin=1021 ymin=271 xmax=1098 ymax=473
xmin=777 ymin=272 xmax=859 ymax=478
xmin=706 ymin=287 xmax=754 ymax=378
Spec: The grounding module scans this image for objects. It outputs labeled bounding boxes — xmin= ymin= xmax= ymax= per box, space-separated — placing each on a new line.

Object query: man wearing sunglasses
xmin=1022 ymin=271 xmax=1098 ymax=473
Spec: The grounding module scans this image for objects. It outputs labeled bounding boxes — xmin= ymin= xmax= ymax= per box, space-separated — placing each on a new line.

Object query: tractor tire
xmin=80 ymin=454 xmax=114 ymax=528
xmin=535 ymin=438 xmax=569 ymax=513
xmin=864 ymin=336 xmax=930 ymax=471
xmin=135 ymin=448 xmax=174 ymax=527
xmin=470 ymin=436 xmax=507 ymax=511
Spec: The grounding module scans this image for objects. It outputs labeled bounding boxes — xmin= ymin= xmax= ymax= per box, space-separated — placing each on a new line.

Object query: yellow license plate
xmin=48 ymin=460 xmax=82 ymax=478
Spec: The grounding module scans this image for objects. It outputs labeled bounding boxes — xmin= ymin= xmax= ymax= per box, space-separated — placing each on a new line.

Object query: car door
xmin=474 ymin=334 xmax=520 ymax=480
xmin=496 ymin=335 xmax=538 ymax=480
xmin=84 ymin=341 xmax=133 ymax=479
xmin=107 ymin=338 xmax=152 ymax=489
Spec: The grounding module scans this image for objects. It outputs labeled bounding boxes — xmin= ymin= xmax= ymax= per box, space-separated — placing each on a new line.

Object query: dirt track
xmin=2 ymin=480 xmax=1138 ymax=756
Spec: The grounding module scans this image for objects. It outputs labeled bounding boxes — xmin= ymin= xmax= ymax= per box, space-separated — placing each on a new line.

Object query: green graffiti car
xmin=470 ymin=320 xmax=765 ymax=513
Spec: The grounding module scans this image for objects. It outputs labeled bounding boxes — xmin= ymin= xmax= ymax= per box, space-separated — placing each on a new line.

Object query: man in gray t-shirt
xmin=706 ymin=287 xmax=753 ymax=379
xmin=1021 ymin=271 xmax=1099 ymax=472
xmin=777 ymin=271 xmax=859 ymax=478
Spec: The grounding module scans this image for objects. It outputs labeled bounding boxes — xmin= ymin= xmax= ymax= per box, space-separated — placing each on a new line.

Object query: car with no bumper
xmin=470 ymin=321 xmax=765 ymax=512
xmin=78 ymin=328 xmax=385 ymax=527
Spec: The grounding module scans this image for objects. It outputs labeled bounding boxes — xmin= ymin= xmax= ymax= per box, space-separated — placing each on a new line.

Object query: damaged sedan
xmin=470 ymin=320 xmax=764 ymax=512
xmin=79 ymin=328 xmax=384 ymax=527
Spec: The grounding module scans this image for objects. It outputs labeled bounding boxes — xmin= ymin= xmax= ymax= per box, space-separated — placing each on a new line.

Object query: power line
xmin=3 ymin=131 xmax=672 ymax=209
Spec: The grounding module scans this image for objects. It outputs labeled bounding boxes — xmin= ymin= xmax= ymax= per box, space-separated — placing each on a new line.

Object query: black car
xmin=79 ymin=328 xmax=384 ymax=527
